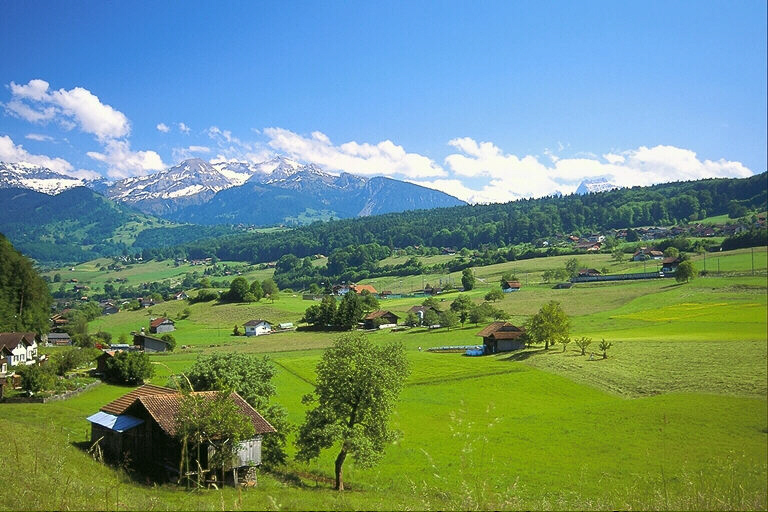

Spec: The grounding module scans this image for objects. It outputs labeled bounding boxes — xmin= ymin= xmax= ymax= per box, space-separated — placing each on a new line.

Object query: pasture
xmin=3 ymin=247 xmax=765 ymax=509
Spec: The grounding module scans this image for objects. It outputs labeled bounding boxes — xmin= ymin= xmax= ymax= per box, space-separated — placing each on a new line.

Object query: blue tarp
xmin=86 ymin=411 xmax=144 ymax=432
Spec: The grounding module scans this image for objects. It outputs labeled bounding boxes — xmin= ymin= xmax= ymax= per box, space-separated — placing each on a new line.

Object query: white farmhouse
xmin=0 ymin=332 xmax=39 ymax=373
xmin=244 ymin=319 xmax=272 ymax=337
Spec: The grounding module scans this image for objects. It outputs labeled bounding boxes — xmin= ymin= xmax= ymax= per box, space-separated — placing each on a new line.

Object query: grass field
xmin=2 ymin=247 xmax=765 ymax=509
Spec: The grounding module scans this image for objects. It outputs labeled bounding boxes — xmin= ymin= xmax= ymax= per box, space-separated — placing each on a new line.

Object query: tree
xmin=450 ymin=294 xmax=473 ymax=315
xmin=161 ymin=334 xmax=177 ymax=351
xmin=225 ymin=277 xmax=250 ymax=302
xmin=175 ymin=390 xmax=256 ymax=484
xmin=249 ymin=280 xmax=264 ymax=301
xmin=359 ymin=290 xmax=379 ymax=313
xmin=421 ymin=297 xmax=440 ymax=311
xmin=439 ymin=310 xmax=459 ymax=330
xmin=598 ymin=338 xmax=613 ymax=359
xmin=296 ymin=333 xmax=409 ymax=490
xmin=561 ymin=337 xmax=572 ymax=352
xmin=53 ymin=273 xmax=61 ymax=283
xmin=19 ymin=364 xmax=55 ymax=393
xmin=186 ymin=353 xmax=291 ymax=466
xmin=262 ymin=279 xmax=279 ymax=302
xmin=335 ymin=292 xmax=363 ymax=330
xmin=525 ymin=301 xmax=570 ymax=350
xmin=626 ymin=229 xmax=640 ymax=242
xmin=663 ymin=247 xmax=680 ymax=259
xmin=565 ymin=258 xmax=580 ymax=278
xmin=404 ymin=312 xmax=419 ymax=327
xmin=233 ymin=324 xmax=241 ymax=336
xmin=675 ymin=260 xmax=696 ymax=283
xmin=103 ymin=351 xmax=154 ymax=384
xmin=611 ymin=248 xmax=625 ymax=263
xmin=574 ymin=336 xmax=592 ymax=355
xmin=423 ymin=309 xmax=439 ymax=327
xmin=461 ymin=268 xmax=476 ymax=291
xmin=485 ymin=289 xmax=504 ymax=302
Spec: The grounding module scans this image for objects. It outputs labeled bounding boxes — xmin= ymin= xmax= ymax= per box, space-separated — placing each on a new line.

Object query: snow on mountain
xmin=575 ymin=177 xmax=619 ymax=195
xmin=0 ymin=161 xmax=85 ymax=195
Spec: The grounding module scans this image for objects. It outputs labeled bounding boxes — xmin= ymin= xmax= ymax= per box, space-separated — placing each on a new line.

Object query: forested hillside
xmin=0 ymin=233 xmax=52 ymax=333
xmin=157 ymin=173 xmax=766 ymax=263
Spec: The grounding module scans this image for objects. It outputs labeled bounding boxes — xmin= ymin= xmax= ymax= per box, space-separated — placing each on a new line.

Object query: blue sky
xmin=0 ymin=1 xmax=765 ymax=202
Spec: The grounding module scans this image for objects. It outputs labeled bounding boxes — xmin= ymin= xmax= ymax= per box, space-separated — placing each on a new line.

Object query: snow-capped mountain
xmin=575 ymin=177 xmax=619 ymax=195
xmin=0 ymin=161 xmax=84 ymax=194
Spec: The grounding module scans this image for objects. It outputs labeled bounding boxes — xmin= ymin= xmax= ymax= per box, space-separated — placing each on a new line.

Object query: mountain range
xmin=0 ymin=157 xmax=466 ymax=226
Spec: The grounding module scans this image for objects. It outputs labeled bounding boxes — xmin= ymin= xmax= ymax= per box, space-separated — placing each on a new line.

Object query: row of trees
xmin=301 ymin=291 xmax=380 ymax=330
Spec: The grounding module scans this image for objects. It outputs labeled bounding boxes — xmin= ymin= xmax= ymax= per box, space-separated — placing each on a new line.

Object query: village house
xmin=476 ymin=322 xmax=526 ymax=354
xmin=50 ymin=313 xmax=69 ymax=328
xmin=149 ymin=317 xmax=175 ymax=334
xmin=631 ymin=247 xmax=664 ymax=261
xmin=101 ymin=301 xmax=120 ymax=315
xmin=363 ymin=310 xmax=399 ymax=329
xmin=408 ymin=305 xmax=439 ymax=324
xmin=133 ymin=332 xmax=173 ymax=352
xmin=138 ymin=297 xmax=156 ymax=308
xmin=47 ymin=332 xmax=72 ymax=346
xmin=244 ymin=319 xmax=272 ymax=336
xmin=0 ymin=332 xmax=39 ymax=370
xmin=174 ymin=291 xmax=189 ymax=301
xmin=86 ymin=384 xmax=275 ymax=483
xmin=578 ymin=268 xmax=602 ymax=277
xmin=501 ymin=280 xmax=522 ymax=292
xmin=661 ymin=256 xmax=683 ymax=273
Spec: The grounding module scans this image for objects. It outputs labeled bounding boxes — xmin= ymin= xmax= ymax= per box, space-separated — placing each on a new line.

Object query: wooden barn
xmin=86 ymin=384 xmax=275 ymax=483
xmin=133 ymin=332 xmax=172 ymax=352
xmin=149 ymin=317 xmax=175 ymax=334
xmin=476 ymin=322 xmax=526 ymax=354
xmin=363 ymin=310 xmax=399 ymax=329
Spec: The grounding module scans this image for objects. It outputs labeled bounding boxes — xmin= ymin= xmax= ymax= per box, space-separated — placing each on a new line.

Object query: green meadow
xmin=2 ymin=247 xmax=766 ymax=509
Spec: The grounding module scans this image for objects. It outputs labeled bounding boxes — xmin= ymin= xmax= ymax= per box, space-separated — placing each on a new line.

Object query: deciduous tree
xmin=525 ymin=301 xmax=570 ymax=350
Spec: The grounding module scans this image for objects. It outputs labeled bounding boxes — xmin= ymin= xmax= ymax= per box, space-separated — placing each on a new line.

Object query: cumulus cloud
xmin=0 ymin=134 xmax=73 ymax=173
xmin=263 ymin=128 xmax=446 ymax=178
xmin=206 ymin=126 xmax=274 ymax=163
xmin=430 ymin=138 xmax=755 ymax=203
xmin=178 ymin=122 xmax=190 ymax=134
xmin=86 ymin=139 xmax=165 ymax=179
xmin=7 ymin=79 xmax=130 ymax=140
xmin=156 ymin=123 xmax=170 ymax=133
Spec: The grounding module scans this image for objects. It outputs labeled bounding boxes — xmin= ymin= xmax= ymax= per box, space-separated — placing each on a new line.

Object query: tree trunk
xmin=334 ymin=447 xmax=347 ymax=491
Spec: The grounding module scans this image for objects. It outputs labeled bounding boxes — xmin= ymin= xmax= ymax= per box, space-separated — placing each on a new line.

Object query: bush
xmin=103 ymin=351 xmax=154 ymax=385
xmin=160 ymin=334 xmax=176 ymax=351
xmin=19 ymin=365 xmax=55 ymax=393
xmin=190 ymin=290 xmax=218 ymax=303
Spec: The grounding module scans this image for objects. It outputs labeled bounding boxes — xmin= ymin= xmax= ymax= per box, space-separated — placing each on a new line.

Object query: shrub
xmin=103 ymin=351 xmax=153 ymax=384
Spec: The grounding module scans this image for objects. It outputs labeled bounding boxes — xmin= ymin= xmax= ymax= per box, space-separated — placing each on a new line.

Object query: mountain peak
xmin=0 ymin=161 xmax=84 ymax=195
xmin=576 ymin=177 xmax=618 ymax=195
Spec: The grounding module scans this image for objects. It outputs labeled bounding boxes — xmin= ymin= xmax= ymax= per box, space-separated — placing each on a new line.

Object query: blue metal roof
xmin=86 ymin=411 xmax=144 ymax=432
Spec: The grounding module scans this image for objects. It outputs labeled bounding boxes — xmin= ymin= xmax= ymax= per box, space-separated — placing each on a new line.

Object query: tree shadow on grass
xmin=500 ymin=348 xmax=546 ymax=362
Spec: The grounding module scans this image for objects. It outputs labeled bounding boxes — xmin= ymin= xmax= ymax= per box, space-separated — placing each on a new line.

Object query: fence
xmin=570 ymin=272 xmax=674 ymax=283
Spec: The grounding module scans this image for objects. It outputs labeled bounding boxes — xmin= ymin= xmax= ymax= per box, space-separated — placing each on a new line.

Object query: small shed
xmin=149 ymin=317 xmax=175 ymax=334
xmin=363 ymin=310 xmax=399 ymax=329
xmin=244 ymin=320 xmax=272 ymax=337
xmin=577 ymin=268 xmax=602 ymax=277
xmin=133 ymin=333 xmax=172 ymax=352
xmin=476 ymin=322 xmax=526 ymax=354
xmin=501 ymin=280 xmax=521 ymax=292
xmin=661 ymin=257 xmax=682 ymax=273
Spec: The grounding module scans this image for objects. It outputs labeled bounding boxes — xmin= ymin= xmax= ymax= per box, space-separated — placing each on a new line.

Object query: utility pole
xmin=751 ymin=246 xmax=755 ymax=275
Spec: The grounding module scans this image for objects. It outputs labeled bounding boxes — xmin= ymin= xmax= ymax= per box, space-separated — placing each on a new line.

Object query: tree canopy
xmin=296 ymin=333 xmax=409 ymax=490
xmin=525 ymin=301 xmax=571 ymax=350
xmin=0 ymin=233 xmax=52 ymax=333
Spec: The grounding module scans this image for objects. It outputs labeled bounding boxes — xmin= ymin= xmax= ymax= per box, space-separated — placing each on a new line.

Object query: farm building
xmin=476 ymin=322 xmax=526 ymax=354
xmin=47 ymin=332 xmax=72 ymax=346
xmin=174 ymin=291 xmax=189 ymax=300
xmin=662 ymin=257 xmax=683 ymax=273
xmin=631 ymin=247 xmax=664 ymax=261
xmin=86 ymin=384 xmax=275 ymax=483
xmin=501 ymin=280 xmax=521 ymax=292
xmin=577 ymin=268 xmax=602 ymax=277
xmin=133 ymin=332 xmax=172 ymax=352
xmin=0 ymin=332 xmax=39 ymax=369
xmin=408 ymin=305 xmax=439 ymax=324
xmin=363 ymin=310 xmax=399 ymax=329
xmin=100 ymin=301 xmax=119 ymax=315
xmin=244 ymin=319 xmax=272 ymax=336
xmin=149 ymin=317 xmax=175 ymax=334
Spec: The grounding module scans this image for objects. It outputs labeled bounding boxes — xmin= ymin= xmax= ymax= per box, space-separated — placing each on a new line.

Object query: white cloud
xmin=172 ymin=145 xmax=211 ymax=161
xmin=156 ymin=123 xmax=170 ymax=133
xmin=87 ymin=139 xmax=165 ymax=179
xmin=7 ymin=79 xmax=130 ymax=140
xmin=434 ymin=138 xmax=755 ymax=203
xmin=264 ymin=128 xmax=446 ymax=178
xmin=206 ymin=126 xmax=274 ymax=163
xmin=178 ymin=122 xmax=190 ymax=134
xmin=25 ymin=133 xmax=54 ymax=142
xmin=0 ymin=134 xmax=73 ymax=173
xmin=67 ymin=168 xmax=102 ymax=180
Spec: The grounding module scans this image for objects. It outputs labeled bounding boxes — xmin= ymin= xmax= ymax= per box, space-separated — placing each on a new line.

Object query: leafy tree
xmin=175 ymin=391 xmax=255 ymax=484
xmin=485 ymin=288 xmax=505 ymax=302
xmin=233 ymin=324 xmax=241 ymax=336
xmin=161 ymin=334 xmax=177 ymax=351
xmin=103 ymin=351 xmax=154 ymax=384
xmin=249 ymin=280 xmax=264 ymax=301
xmin=262 ymin=278 xmax=279 ymax=302
xmin=0 ymin=234 xmax=52 ymax=333
xmin=611 ymin=248 xmax=625 ymax=263
xmin=19 ymin=364 xmax=55 ymax=393
xmin=335 ymin=292 xmax=363 ymax=330
xmin=561 ymin=337 xmax=572 ymax=352
xmin=450 ymin=294 xmax=473 ymax=315
xmin=53 ymin=273 xmax=61 ymax=283
xmin=296 ymin=333 xmax=409 ymax=490
xmin=439 ymin=310 xmax=459 ymax=330
xmin=675 ymin=260 xmax=696 ymax=283
xmin=224 ymin=277 xmax=250 ymax=302
xmin=423 ymin=309 xmax=439 ymax=327
xmin=186 ymin=353 xmax=291 ymax=466
xmin=565 ymin=258 xmax=580 ymax=278
xmin=461 ymin=268 xmax=476 ymax=290
xmin=500 ymin=271 xmax=516 ymax=284
xmin=525 ymin=300 xmax=571 ymax=350
xmin=359 ymin=290 xmax=379 ymax=313
xmin=626 ymin=228 xmax=640 ymax=242
xmin=421 ymin=297 xmax=440 ymax=310
xmin=574 ymin=336 xmax=592 ymax=355
xmin=663 ymin=246 xmax=680 ymax=259
xmin=404 ymin=312 xmax=419 ymax=327
xmin=598 ymin=338 xmax=613 ymax=359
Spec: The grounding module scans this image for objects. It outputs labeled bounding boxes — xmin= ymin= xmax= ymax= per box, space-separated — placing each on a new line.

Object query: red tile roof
xmin=350 ymin=284 xmax=377 ymax=295
xmin=100 ymin=384 xmax=176 ymax=415
xmin=149 ymin=317 xmax=173 ymax=328
xmin=137 ymin=391 xmax=276 ymax=436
